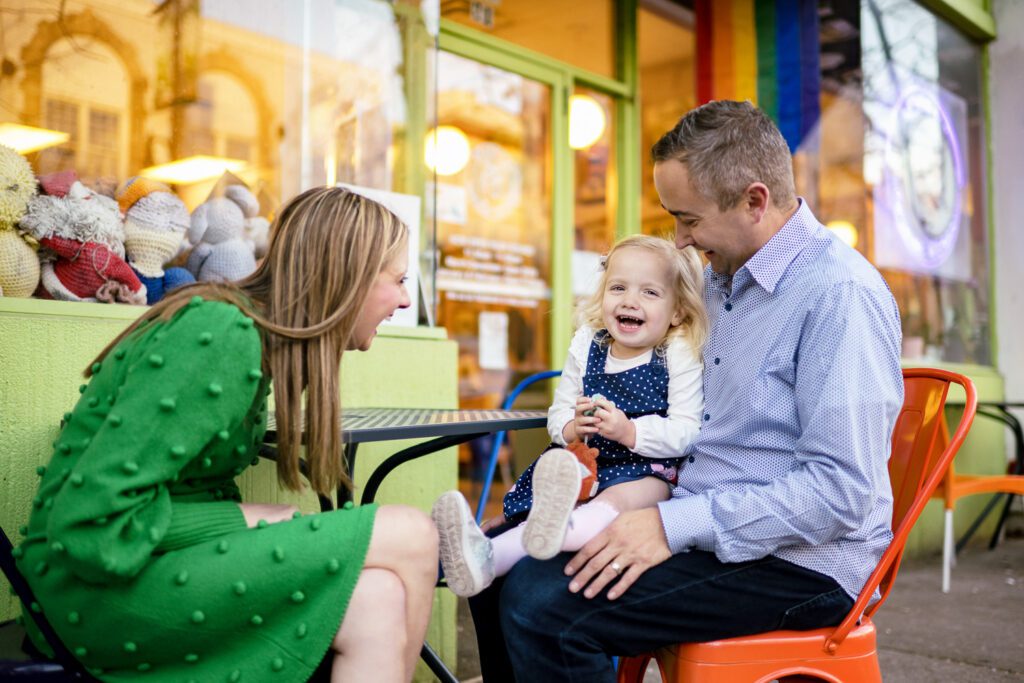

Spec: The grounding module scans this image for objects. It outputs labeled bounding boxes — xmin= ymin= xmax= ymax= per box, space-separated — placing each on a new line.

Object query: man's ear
xmin=745 ymin=182 xmax=770 ymax=223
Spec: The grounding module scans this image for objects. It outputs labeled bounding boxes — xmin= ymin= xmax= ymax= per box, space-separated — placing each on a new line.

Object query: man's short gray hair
xmin=651 ymin=100 xmax=796 ymax=211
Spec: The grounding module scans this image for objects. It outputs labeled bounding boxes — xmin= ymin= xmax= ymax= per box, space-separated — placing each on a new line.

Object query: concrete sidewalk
xmin=454 ymin=523 xmax=1024 ymax=682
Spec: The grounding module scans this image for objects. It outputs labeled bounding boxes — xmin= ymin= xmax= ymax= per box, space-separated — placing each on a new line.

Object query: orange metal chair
xmin=616 ymin=367 xmax=977 ymax=683
xmin=933 ymin=404 xmax=1024 ymax=592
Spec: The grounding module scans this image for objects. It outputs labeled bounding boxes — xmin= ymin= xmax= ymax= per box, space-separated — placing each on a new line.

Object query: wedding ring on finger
xmin=610 ymin=561 xmax=623 ymax=574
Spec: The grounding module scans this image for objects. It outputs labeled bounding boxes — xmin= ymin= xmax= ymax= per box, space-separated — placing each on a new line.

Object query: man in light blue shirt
xmin=468 ymin=100 xmax=904 ymax=682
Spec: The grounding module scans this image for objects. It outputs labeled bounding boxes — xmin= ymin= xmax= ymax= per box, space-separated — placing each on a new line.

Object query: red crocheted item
xmin=36 ymin=235 xmax=145 ymax=304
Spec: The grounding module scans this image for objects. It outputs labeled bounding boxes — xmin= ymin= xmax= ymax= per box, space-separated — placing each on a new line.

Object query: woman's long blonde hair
xmin=576 ymin=235 xmax=708 ymax=358
xmin=87 ymin=186 xmax=409 ymax=495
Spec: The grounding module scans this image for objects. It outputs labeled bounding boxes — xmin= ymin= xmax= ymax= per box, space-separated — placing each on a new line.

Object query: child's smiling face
xmin=600 ymin=246 xmax=682 ymax=359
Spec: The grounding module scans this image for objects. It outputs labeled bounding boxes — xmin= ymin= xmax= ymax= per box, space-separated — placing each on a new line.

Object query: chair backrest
xmin=475 ymin=370 xmax=562 ymax=523
xmin=825 ymin=367 xmax=976 ymax=652
xmin=1 ymin=525 xmax=92 ymax=678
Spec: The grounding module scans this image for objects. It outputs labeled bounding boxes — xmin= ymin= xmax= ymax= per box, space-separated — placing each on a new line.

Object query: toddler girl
xmin=433 ymin=235 xmax=707 ymax=597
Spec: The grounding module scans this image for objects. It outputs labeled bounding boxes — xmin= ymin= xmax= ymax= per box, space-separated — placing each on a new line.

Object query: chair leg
xmin=942 ymin=508 xmax=954 ymax=593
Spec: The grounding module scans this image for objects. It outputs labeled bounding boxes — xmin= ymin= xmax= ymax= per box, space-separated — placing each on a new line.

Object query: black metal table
xmin=262 ymin=407 xmax=547 ymax=683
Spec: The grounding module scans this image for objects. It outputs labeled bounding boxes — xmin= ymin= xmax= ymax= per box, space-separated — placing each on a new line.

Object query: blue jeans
xmin=468 ymin=547 xmax=853 ymax=683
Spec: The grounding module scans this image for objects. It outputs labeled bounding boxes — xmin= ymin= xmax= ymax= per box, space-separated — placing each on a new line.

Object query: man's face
xmin=653 ymin=159 xmax=758 ymax=276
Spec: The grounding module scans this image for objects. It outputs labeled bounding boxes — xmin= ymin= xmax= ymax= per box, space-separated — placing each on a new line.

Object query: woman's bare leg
xmin=331 ymin=504 xmax=438 ymax=681
xmin=333 ymin=568 xmax=408 ymax=681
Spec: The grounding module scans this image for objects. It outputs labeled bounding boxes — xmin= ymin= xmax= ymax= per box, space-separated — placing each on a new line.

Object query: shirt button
xmin=689 ymin=456 xmax=695 ymax=463
xmin=714 ymin=358 xmax=720 ymax=365
xmin=703 ymin=413 xmax=710 ymax=421
xmin=724 ymin=303 xmax=733 ymax=311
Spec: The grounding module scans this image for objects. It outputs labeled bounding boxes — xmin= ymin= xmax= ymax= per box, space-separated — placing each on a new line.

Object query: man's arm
xmin=658 ymin=281 xmax=902 ymax=560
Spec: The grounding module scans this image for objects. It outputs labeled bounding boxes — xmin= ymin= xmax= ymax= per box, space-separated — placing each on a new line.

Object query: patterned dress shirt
xmin=657 ymin=200 xmax=904 ymax=600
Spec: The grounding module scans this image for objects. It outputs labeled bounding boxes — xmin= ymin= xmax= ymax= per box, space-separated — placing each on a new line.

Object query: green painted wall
xmin=0 ymin=297 xmax=459 ymax=677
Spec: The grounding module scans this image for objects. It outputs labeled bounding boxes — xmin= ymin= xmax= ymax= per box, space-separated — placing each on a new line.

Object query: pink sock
xmin=561 ymin=501 xmax=619 ymax=551
xmin=491 ymin=501 xmax=621 ymax=576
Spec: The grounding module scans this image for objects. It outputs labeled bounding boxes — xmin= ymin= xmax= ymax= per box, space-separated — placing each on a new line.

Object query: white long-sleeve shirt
xmin=547 ymin=326 xmax=704 ymax=458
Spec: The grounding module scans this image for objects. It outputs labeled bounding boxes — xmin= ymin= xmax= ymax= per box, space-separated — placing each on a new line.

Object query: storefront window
xmin=861 ymin=0 xmax=990 ymax=364
xmin=1 ymin=0 xmax=435 ymax=322
xmin=571 ymin=86 xmax=616 ymax=303
xmin=433 ymin=50 xmax=553 ymax=410
xmin=441 ymin=0 xmax=615 ymax=79
xmin=638 ymin=2 xmax=695 ymax=239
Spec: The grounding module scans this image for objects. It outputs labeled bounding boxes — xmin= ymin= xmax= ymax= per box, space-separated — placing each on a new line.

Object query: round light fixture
xmin=826 ymin=220 xmax=859 ymax=249
xmin=425 ymin=125 xmax=471 ymax=176
xmin=569 ymin=94 xmax=606 ymax=150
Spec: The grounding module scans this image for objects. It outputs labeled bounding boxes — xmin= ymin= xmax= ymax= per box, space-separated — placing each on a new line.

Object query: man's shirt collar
xmin=706 ymin=199 xmax=819 ymax=297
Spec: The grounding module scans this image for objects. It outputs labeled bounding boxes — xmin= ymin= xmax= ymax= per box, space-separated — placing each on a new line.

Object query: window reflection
xmin=433 ymin=51 xmax=553 ymax=412
xmin=861 ymin=0 xmax=989 ymax=364
xmin=638 ymin=4 xmax=695 ymax=240
xmin=3 ymin=0 xmax=433 ymax=310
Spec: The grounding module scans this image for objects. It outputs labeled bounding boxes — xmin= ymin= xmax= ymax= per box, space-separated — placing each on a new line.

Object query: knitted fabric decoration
xmin=186 ymin=185 xmax=259 ymax=282
xmin=23 ymin=173 xmax=145 ymax=304
xmin=0 ymin=144 xmax=39 ymax=297
xmin=116 ymin=177 xmax=191 ymax=278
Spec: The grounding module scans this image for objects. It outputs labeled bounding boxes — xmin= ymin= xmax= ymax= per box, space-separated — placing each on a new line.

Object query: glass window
xmin=441 ymin=0 xmax=616 ymax=79
xmin=2 ymin=0 xmax=436 ymax=318
xmin=638 ymin=3 xmax=695 ymax=239
xmin=860 ymin=0 xmax=990 ymax=364
xmin=433 ymin=50 xmax=553 ymax=410
xmin=571 ymin=86 xmax=616 ymax=304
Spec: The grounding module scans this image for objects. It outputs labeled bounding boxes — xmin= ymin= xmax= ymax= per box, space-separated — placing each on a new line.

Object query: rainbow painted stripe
xmin=695 ymin=0 xmax=820 ymax=152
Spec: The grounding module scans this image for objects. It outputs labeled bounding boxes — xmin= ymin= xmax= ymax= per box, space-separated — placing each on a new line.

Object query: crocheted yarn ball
xmin=117 ymin=177 xmax=190 ymax=278
xmin=0 ymin=144 xmax=36 ymax=229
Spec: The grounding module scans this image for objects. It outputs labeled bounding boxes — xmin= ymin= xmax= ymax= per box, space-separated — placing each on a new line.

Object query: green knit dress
xmin=15 ymin=297 xmax=377 ymax=682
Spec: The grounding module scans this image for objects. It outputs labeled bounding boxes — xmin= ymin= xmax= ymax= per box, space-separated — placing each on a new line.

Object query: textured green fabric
xmin=16 ymin=298 xmax=377 ymax=682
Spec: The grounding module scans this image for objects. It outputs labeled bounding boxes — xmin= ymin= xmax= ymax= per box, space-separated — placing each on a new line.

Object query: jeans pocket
xmin=777 ymin=588 xmax=853 ymax=631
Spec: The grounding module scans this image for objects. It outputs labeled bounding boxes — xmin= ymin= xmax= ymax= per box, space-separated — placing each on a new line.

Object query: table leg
xmin=421 ymin=642 xmax=460 ymax=683
xmin=337 ymin=443 xmax=359 ymax=506
xmin=360 ymin=432 xmax=488 ymax=505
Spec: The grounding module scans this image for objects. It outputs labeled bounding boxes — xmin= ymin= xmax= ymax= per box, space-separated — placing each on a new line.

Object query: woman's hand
xmin=240 ymin=503 xmax=300 ymax=528
xmin=592 ymin=397 xmax=636 ymax=449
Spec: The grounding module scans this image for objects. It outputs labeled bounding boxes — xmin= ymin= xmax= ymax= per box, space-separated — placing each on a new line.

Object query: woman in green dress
xmin=16 ymin=186 xmax=439 ymax=682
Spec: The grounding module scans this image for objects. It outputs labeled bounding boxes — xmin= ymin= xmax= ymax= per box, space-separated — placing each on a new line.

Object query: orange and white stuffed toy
xmin=565 ymin=440 xmax=600 ymax=502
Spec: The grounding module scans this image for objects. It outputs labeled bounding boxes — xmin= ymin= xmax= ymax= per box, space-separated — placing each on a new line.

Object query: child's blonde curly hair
xmin=576 ymin=235 xmax=708 ymax=359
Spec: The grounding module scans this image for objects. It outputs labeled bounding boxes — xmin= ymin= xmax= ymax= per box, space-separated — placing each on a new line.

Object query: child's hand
xmin=565 ymin=395 xmax=600 ymax=442
xmin=592 ymin=396 xmax=636 ymax=449
xmin=480 ymin=512 xmax=507 ymax=533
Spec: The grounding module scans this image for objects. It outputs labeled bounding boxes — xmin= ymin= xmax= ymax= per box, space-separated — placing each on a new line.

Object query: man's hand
xmin=240 ymin=503 xmax=300 ymax=528
xmin=563 ymin=507 xmax=671 ymax=600
xmin=592 ymin=397 xmax=636 ymax=449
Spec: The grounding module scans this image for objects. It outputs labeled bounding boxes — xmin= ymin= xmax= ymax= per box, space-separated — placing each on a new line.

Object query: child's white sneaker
xmin=522 ymin=448 xmax=582 ymax=560
xmin=431 ymin=491 xmax=495 ymax=597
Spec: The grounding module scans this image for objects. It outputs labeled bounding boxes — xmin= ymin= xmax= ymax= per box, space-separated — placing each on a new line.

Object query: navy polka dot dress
xmin=503 ymin=332 xmax=685 ymax=521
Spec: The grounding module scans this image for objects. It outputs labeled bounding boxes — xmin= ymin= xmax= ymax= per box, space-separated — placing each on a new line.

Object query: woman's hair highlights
xmin=576 ymin=235 xmax=708 ymax=358
xmin=86 ymin=186 xmax=409 ymax=496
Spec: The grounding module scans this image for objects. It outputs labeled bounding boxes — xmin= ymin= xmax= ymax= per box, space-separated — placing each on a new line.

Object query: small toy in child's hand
xmin=565 ymin=440 xmax=600 ymax=501
xmin=583 ymin=393 xmax=606 ymax=417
